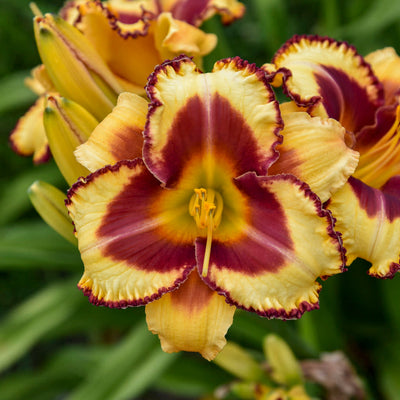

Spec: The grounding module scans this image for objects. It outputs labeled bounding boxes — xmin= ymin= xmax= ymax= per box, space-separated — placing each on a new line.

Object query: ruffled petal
xmin=264 ymin=35 xmax=383 ymax=134
xmin=75 ymin=92 xmax=148 ymax=171
xmin=66 ymin=159 xmax=196 ymax=307
xmin=146 ymin=271 xmax=235 ymax=360
xmin=9 ymin=96 xmax=50 ymax=164
xmin=154 ymin=12 xmax=217 ymax=63
xmin=268 ymin=111 xmax=359 ymax=202
xmin=199 ymin=173 xmax=345 ymax=318
xmin=328 ymin=176 xmax=400 ymax=278
xmin=365 ymin=47 xmax=400 ymax=105
xmin=144 ymin=56 xmax=282 ymax=186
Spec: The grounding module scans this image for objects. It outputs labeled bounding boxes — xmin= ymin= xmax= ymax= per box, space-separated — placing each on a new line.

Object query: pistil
xmin=189 ymin=188 xmax=223 ymax=277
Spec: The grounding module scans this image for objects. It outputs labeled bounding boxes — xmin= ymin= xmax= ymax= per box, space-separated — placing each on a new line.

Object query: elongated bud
xmin=44 ymin=95 xmax=97 ymax=185
xmin=214 ymin=342 xmax=264 ymax=381
xmin=28 ymin=181 xmax=77 ymax=245
xmin=34 ymin=13 xmax=122 ymax=120
xmin=263 ymin=334 xmax=303 ymax=387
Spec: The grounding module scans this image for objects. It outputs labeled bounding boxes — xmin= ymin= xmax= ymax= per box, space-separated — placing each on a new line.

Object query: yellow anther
xmin=188 ymin=188 xmax=224 ymax=277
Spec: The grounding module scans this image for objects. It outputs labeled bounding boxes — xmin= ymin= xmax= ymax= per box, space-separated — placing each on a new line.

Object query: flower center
xmin=189 ymin=188 xmax=223 ymax=277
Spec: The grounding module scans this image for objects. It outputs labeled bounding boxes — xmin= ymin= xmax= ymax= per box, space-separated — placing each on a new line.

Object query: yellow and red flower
xmin=263 ymin=35 xmax=400 ymax=278
xmin=66 ymin=56 xmax=349 ymax=359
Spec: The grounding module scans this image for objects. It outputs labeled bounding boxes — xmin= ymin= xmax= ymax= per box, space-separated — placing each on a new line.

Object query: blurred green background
xmin=1 ymin=0 xmax=400 ymax=399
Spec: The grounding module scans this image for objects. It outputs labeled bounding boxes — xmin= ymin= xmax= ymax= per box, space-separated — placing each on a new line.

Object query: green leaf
xmin=67 ymin=322 xmax=177 ymax=400
xmin=0 ymin=279 xmax=81 ymax=373
xmin=0 ymin=221 xmax=80 ymax=269
xmin=0 ymin=71 xmax=36 ymax=114
xmin=333 ymin=0 xmax=400 ymax=38
xmin=0 ymin=163 xmax=65 ymax=226
xmin=0 ymin=346 xmax=107 ymax=400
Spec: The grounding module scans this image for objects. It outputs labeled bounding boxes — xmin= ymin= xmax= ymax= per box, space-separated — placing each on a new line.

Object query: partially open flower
xmin=66 ymin=56 xmax=347 ymax=359
xmin=263 ymin=35 xmax=400 ymax=278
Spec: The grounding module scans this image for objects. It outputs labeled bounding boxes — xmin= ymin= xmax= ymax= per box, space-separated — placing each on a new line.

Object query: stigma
xmin=189 ymin=188 xmax=223 ymax=277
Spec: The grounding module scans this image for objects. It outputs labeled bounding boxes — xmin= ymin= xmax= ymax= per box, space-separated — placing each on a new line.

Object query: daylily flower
xmin=66 ymin=56 xmax=348 ymax=359
xmin=263 ymin=35 xmax=400 ymax=278
xmin=10 ymin=0 xmax=244 ymax=163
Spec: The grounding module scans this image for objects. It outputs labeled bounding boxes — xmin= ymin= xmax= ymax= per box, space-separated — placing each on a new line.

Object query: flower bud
xmin=263 ymin=334 xmax=303 ymax=387
xmin=34 ymin=13 xmax=122 ymax=120
xmin=43 ymin=95 xmax=97 ymax=185
xmin=28 ymin=181 xmax=77 ymax=245
xmin=214 ymin=341 xmax=264 ymax=381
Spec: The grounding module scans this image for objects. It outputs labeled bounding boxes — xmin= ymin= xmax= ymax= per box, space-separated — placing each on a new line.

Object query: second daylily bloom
xmin=263 ymin=35 xmax=400 ymax=278
xmin=66 ymin=56 xmax=348 ymax=359
xmin=61 ymin=0 xmax=245 ymax=93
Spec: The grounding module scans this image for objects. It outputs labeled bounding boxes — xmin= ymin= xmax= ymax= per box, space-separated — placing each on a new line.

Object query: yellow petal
xmin=328 ymin=177 xmax=400 ymax=278
xmin=144 ymin=56 xmax=282 ymax=185
xmin=264 ymin=35 xmax=383 ymax=134
xmin=66 ymin=159 xmax=196 ymax=306
xmin=366 ymin=47 xmax=400 ymax=105
xmin=75 ymin=92 xmax=148 ymax=171
xmin=9 ymin=96 xmax=50 ymax=164
xmin=268 ymin=111 xmax=359 ymax=202
xmin=154 ymin=12 xmax=217 ymax=63
xmin=146 ymin=271 xmax=235 ymax=360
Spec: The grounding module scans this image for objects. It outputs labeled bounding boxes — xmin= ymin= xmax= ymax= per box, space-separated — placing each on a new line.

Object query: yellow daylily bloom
xmin=66 ymin=56 xmax=345 ymax=359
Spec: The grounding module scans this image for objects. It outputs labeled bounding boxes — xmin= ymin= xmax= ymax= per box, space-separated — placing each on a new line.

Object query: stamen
xmin=189 ymin=188 xmax=223 ymax=277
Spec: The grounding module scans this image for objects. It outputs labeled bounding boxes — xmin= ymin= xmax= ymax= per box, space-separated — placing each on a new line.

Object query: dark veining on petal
xmin=146 ymin=94 xmax=272 ymax=186
xmin=110 ymin=125 xmax=144 ymax=162
xmin=315 ymin=65 xmax=378 ymax=134
xmin=170 ymin=271 xmax=213 ymax=313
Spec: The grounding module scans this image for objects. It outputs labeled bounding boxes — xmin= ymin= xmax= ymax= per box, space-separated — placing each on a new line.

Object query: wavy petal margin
xmin=268 ymin=111 xmax=359 ymax=202
xmin=328 ymin=176 xmax=400 ymax=278
xmin=76 ymin=92 xmax=148 ymax=171
xmin=199 ymin=173 xmax=345 ymax=318
xmin=144 ymin=56 xmax=282 ymax=186
xmin=9 ymin=96 xmax=50 ymax=164
xmin=263 ymin=35 xmax=383 ymax=134
xmin=154 ymin=12 xmax=217 ymax=64
xmin=146 ymin=271 xmax=235 ymax=360
xmin=66 ymin=159 xmax=196 ymax=306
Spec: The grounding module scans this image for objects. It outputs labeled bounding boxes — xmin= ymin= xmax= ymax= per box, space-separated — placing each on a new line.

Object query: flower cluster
xmin=11 ymin=0 xmax=400 ymax=361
